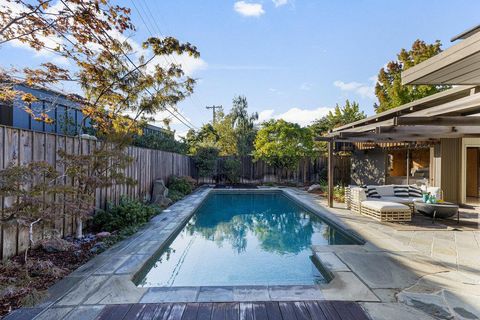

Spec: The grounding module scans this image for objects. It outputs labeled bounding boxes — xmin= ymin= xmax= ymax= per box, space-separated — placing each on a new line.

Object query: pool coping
xmin=27 ymin=187 xmax=380 ymax=318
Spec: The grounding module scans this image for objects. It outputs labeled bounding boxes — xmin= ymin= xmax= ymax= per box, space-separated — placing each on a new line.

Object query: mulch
xmin=0 ymin=237 xmax=101 ymax=318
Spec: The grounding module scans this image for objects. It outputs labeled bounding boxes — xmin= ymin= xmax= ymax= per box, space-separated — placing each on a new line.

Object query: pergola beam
xmin=394 ymin=116 xmax=480 ymax=126
xmin=376 ymin=125 xmax=480 ymax=135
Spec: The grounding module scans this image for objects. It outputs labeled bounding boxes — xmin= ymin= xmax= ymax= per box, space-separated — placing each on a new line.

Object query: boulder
xmin=151 ymin=179 xmax=172 ymax=207
xmin=307 ymin=184 xmax=323 ymax=192
xmin=95 ymin=231 xmax=111 ymax=239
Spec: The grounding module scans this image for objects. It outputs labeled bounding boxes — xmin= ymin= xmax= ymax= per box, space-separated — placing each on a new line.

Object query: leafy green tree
xmin=185 ymin=96 xmax=257 ymax=157
xmin=310 ymin=100 xmax=366 ymax=136
xmin=309 ymin=100 xmax=366 ymax=154
xmin=253 ymin=119 xmax=315 ymax=172
xmin=374 ymin=39 xmax=451 ymax=113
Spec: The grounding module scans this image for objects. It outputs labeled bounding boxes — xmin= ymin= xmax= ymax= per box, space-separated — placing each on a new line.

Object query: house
xmin=324 ymin=25 xmax=480 ymax=206
xmin=0 ymin=84 xmax=173 ymax=138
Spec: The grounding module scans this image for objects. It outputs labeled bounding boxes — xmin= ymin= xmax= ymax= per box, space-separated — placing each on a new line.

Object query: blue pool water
xmin=137 ymin=192 xmax=359 ymax=287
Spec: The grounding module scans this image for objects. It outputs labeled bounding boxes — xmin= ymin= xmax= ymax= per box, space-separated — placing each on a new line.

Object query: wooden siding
xmin=0 ymin=126 xmax=193 ymax=260
xmin=440 ymin=138 xmax=462 ymax=203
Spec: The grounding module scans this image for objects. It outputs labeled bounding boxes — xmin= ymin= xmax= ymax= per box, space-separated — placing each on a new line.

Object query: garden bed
xmin=0 ymin=235 xmax=102 ymax=317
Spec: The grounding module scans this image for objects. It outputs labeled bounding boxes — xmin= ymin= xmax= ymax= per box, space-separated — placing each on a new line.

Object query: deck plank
xmin=181 ymin=303 xmax=199 ymax=320
xmin=334 ymin=301 xmax=370 ymax=320
xmin=318 ymin=302 xmax=341 ymax=320
xmin=279 ymin=302 xmax=298 ymax=320
xmin=239 ymin=303 xmax=254 ymax=320
xmin=304 ymin=301 xmax=327 ymax=320
xmin=292 ymin=302 xmax=311 ymax=320
xmin=265 ymin=301 xmax=283 ymax=320
xmin=123 ymin=304 xmax=147 ymax=320
xmin=252 ymin=302 xmax=268 ymax=320
xmin=211 ymin=303 xmax=227 ymax=320
xmin=137 ymin=304 xmax=159 ymax=320
xmin=86 ymin=301 xmax=369 ymax=320
xmin=196 ymin=303 xmax=213 ymax=320
xmin=96 ymin=304 xmax=132 ymax=320
xmin=167 ymin=304 xmax=186 ymax=320
xmin=225 ymin=302 xmax=240 ymax=319
xmin=153 ymin=304 xmax=173 ymax=320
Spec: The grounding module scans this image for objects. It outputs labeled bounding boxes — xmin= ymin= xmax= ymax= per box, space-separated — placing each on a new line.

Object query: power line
xmin=135 ymin=0 xmax=205 ymax=129
xmin=130 ymin=0 xmax=198 ymax=130
xmin=56 ymin=0 xmax=195 ymax=131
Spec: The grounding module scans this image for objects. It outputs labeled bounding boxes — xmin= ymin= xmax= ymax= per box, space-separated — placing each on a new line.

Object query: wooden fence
xmin=202 ymin=156 xmax=351 ymax=185
xmin=0 ymin=126 xmax=192 ymax=260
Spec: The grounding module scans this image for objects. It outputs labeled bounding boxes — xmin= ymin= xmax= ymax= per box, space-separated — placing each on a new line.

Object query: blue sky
xmin=2 ymin=0 xmax=480 ymax=136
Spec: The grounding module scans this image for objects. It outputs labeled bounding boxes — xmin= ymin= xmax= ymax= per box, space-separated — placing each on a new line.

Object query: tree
xmin=374 ymin=39 xmax=451 ymax=113
xmin=0 ymin=0 xmax=201 ymax=238
xmin=309 ymin=100 xmax=366 ymax=155
xmin=231 ymin=96 xmax=258 ymax=157
xmin=310 ymin=100 xmax=366 ymax=137
xmin=185 ymin=96 xmax=257 ymax=157
xmin=0 ymin=162 xmax=63 ymax=267
xmin=253 ymin=119 xmax=315 ymax=173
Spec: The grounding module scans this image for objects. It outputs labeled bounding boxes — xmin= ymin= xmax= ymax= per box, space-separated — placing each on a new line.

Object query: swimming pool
xmin=137 ymin=191 xmax=360 ymax=287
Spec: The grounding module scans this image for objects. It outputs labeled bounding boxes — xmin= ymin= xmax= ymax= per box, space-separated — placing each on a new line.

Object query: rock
xmin=307 ymin=184 xmax=323 ymax=192
xmin=96 ymin=231 xmax=111 ymax=239
xmin=151 ymin=179 xmax=172 ymax=207
xmin=40 ymin=238 xmax=76 ymax=253
xmin=89 ymin=242 xmax=107 ymax=254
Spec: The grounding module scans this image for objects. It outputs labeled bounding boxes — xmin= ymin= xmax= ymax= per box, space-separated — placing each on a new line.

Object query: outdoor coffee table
xmin=414 ymin=201 xmax=460 ymax=224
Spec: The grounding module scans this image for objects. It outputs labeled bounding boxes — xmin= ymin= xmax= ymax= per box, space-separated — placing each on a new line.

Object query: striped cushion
xmin=394 ymin=185 xmax=409 ymax=197
xmin=409 ymin=185 xmax=423 ymax=197
xmin=366 ymin=187 xmax=381 ymax=198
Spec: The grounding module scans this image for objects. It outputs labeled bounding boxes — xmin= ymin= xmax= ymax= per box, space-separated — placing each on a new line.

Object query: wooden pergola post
xmin=328 ymin=140 xmax=334 ymax=208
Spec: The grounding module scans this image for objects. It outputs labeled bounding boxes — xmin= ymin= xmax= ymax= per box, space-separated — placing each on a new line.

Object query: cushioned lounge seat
xmin=361 ymin=201 xmax=411 ymax=222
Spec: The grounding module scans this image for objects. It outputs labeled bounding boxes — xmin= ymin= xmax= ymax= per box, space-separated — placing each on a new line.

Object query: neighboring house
xmin=0 ymin=84 xmax=86 ymax=135
xmin=0 ymin=84 xmax=173 ymax=138
xmin=328 ymin=25 xmax=480 ymax=205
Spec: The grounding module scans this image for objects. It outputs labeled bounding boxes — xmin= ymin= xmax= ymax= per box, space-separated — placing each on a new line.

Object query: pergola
xmin=321 ymin=25 xmax=480 ymax=207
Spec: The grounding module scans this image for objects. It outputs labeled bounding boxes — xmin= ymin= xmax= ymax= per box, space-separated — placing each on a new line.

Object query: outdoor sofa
xmin=347 ymin=184 xmax=442 ymax=222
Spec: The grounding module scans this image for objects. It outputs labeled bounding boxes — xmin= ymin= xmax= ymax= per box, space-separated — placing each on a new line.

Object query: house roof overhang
xmin=323 ymin=86 xmax=480 ymax=143
xmin=401 ymin=29 xmax=480 ymax=86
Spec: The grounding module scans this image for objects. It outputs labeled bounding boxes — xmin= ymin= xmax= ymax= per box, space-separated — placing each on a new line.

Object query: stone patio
xmin=287 ymin=188 xmax=480 ymax=320
xmin=6 ymin=187 xmax=480 ymax=320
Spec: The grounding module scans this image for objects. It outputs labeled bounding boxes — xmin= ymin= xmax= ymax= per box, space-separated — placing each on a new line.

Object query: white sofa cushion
xmin=381 ymin=196 xmax=423 ymax=204
xmin=361 ymin=201 xmax=410 ymax=212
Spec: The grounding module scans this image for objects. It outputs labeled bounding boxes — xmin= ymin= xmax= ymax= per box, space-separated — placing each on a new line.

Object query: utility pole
xmin=206 ymin=105 xmax=223 ymax=124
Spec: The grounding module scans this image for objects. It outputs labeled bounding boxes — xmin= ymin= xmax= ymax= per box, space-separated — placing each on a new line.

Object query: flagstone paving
xmin=5 ymin=187 xmax=480 ymax=320
xmin=292 ymin=189 xmax=480 ymax=320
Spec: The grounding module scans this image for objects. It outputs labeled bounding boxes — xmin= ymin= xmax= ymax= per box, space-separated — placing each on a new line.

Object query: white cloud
xmin=300 ymin=82 xmax=312 ymax=91
xmin=257 ymin=107 xmax=333 ymax=127
xmin=234 ymin=1 xmax=265 ymax=17
xmin=333 ymin=79 xmax=376 ymax=100
xmin=272 ymin=0 xmax=289 ymax=7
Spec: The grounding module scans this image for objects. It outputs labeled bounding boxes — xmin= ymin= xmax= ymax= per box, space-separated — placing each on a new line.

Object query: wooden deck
xmin=96 ymin=301 xmax=370 ymax=320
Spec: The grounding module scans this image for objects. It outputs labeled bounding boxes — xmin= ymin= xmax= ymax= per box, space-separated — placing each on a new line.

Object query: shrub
xmin=93 ymin=197 xmax=160 ymax=232
xmin=221 ymin=158 xmax=241 ymax=184
xmin=194 ymin=147 xmax=219 ymax=179
xmin=167 ymin=176 xmax=195 ymax=202
xmin=333 ymin=185 xmax=346 ymax=203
